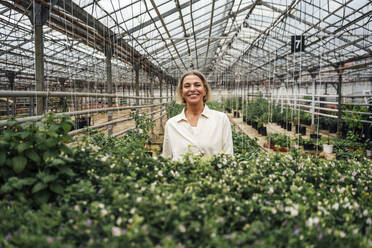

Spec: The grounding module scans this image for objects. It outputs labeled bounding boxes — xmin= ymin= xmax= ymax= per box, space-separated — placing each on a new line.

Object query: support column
xmin=29 ymin=83 xmax=34 ymax=116
xmin=134 ymin=63 xmax=140 ymax=108
xmin=58 ymin=78 xmax=67 ymax=112
xmin=149 ymin=73 xmax=155 ymax=134
xmin=27 ymin=2 xmax=56 ymax=115
xmin=166 ymin=78 xmax=169 ymax=103
xmin=35 ymin=23 xmax=46 ymax=115
xmin=336 ymin=64 xmax=344 ymax=137
xmin=159 ymin=75 xmax=164 ymax=133
xmin=105 ymin=44 xmax=113 ymax=135
xmin=311 ymin=74 xmax=317 ymax=127
xmin=6 ymin=71 xmax=16 ymax=117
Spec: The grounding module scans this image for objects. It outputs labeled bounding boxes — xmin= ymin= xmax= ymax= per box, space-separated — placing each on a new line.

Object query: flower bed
xmin=0 ymin=114 xmax=371 ymax=247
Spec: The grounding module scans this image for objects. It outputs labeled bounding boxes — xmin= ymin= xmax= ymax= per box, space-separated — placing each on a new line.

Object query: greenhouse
xmin=0 ymin=0 xmax=371 ymax=246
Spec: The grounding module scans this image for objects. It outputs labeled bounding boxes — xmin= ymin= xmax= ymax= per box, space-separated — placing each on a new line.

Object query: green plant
xmin=0 ymin=113 xmax=78 ymax=206
xmin=342 ymin=104 xmax=368 ymax=133
xmin=166 ymin=101 xmax=184 ymax=118
xmin=267 ymin=133 xmax=292 ymax=148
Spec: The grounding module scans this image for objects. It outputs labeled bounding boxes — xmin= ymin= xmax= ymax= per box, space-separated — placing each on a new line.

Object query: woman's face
xmin=182 ymin=74 xmax=207 ymax=105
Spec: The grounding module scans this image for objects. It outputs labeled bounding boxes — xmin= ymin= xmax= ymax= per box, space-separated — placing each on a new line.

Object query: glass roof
xmin=0 ymin=0 xmax=370 ymax=88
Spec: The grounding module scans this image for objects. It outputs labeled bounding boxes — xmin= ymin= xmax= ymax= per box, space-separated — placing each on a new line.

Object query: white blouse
xmin=162 ymin=105 xmax=233 ymax=161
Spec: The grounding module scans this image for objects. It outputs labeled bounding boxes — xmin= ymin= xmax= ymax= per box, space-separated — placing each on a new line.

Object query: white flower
xmin=158 ymin=170 xmax=163 ymax=177
xmin=268 ymin=187 xmax=274 ymax=195
xmin=98 ymin=203 xmax=105 ymax=209
xmin=306 ymin=217 xmax=319 ymax=227
xmin=290 ymin=207 xmax=298 ymax=217
xmin=101 ymin=155 xmax=109 ymax=162
xmin=112 ymin=226 xmax=121 ymax=237
xmin=74 ymin=205 xmax=80 ymax=212
xmin=130 ymin=208 xmax=136 ymax=214
xmin=363 ymin=209 xmax=368 ymax=216
xmin=178 ymin=225 xmax=186 ymax=233
xmin=101 ymin=209 xmax=108 ymax=216
xmin=136 ymin=197 xmax=142 ymax=203
xmin=332 ymin=202 xmax=339 ymax=210
xmin=116 ymin=217 xmax=122 ymax=225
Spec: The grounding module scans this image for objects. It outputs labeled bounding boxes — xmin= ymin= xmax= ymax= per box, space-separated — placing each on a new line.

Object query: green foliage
xmin=243 ymin=98 xmax=270 ymax=127
xmin=342 ymin=104 xmax=368 ymax=132
xmin=223 ymin=97 xmax=242 ymax=110
xmin=166 ymin=101 xmax=184 ymax=118
xmin=232 ymin=127 xmax=261 ymax=156
xmin=0 ymin=113 xmax=104 ymax=207
xmin=0 ymin=108 xmax=371 ymax=247
xmin=206 ymin=101 xmax=224 ymax=111
xmin=267 ymin=133 xmax=292 ymax=148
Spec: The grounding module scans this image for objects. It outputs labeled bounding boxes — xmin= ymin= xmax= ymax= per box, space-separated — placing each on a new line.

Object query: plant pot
xmin=310 ymin=134 xmax=321 ymax=139
xmin=225 ymin=107 xmax=231 ymax=113
xmin=366 ymin=149 xmax=372 ymax=158
xmin=75 ymin=116 xmax=91 ymax=129
xmin=233 ymin=111 xmax=240 ymax=118
xmin=259 ymin=126 xmax=267 ymax=136
xmin=300 ymin=126 xmax=306 ymax=136
xmin=287 ymin=123 xmax=292 ymax=131
xmin=329 ymin=124 xmax=337 ymax=133
xmin=295 ymin=125 xmax=300 ymax=134
xmin=243 ymin=116 xmax=247 ymax=122
xmin=252 ymin=121 xmax=258 ymax=130
xmin=279 ymin=147 xmax=288 ymax=152
xmin=323 ymin=144 xmax=334 ymax=154
xmin=303 ymin=143 xmax=314 ymax=150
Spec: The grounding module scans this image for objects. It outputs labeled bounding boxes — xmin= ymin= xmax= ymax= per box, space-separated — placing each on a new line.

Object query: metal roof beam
xmin=149 ymin=2 xmax=254 ymax=56
xmin=124 ymin=0 xmax=201 ymax=36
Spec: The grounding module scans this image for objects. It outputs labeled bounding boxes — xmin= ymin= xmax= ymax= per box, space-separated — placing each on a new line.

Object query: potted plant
xmin=322 ymin=133 xmax=334 ymax=154
xmin=365 ymin=139 xmax=372 ymax=158
xmin=257 ymin=113 xmax=268 ymax=136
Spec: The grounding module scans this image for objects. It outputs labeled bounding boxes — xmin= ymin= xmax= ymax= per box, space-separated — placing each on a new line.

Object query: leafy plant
xmin=0 ymin=113 xmax=104 ymax=207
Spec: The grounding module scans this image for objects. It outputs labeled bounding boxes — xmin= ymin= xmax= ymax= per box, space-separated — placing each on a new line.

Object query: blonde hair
xmin=176 ymin=70 xmax=212 ymax=104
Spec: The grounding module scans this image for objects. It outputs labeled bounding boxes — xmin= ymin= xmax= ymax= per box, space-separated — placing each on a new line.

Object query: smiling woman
xmin=162 ymin=70 xmax=233 ymax=161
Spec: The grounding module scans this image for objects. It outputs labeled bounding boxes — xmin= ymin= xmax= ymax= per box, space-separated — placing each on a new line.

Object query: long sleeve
xmin=222 ymin=114 xmax=234 ymax=155
xmin=162 ymin=122 xmax=172 ymax=159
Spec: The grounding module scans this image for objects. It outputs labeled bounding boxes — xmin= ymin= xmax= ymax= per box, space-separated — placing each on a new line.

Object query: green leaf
xmin=13 ymin=179 xmax=25 ymax=190
xmin=22 ymin=177 xmax=37 ymax=186
xmin=32 ymin=182 xmax=47 ymax=193
xmin=46 ymin=138 xmax=58 ymax=148
xmin=19 ymin=131 xmax=31 ymax=139
xmin=0 ymin=183 xmax=12 ymax=194
xmin=34 ymin=191 xmax=50 ymax=205
xmin=26 ymin=150 xmax=41 ymax=164
xmin=43 ymin=151 xmax=54 ymax=161
xmin=6 ymin=119 xmax=17 ymax=127
xmin=41 ymin=174 xmax=57 ymax=184
xmin=49 ymin=158 xmax=65 ymax=166
xmin=0 ymin=140 xmax=8 ymax=149
xmin=59 ymin=167 xmax=75 ymax=177
xmin=50 ymin=183 xmax=64 ymax=194
xmin=17 ymin=142 xmax=31 ymax=153
xmin=12 ymin=156 xmax=27 ymax=173
xmin=0 ymin=152 xmax=6 ymax=166
xmin=61 ymin=122 xmax=72 ymax=133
